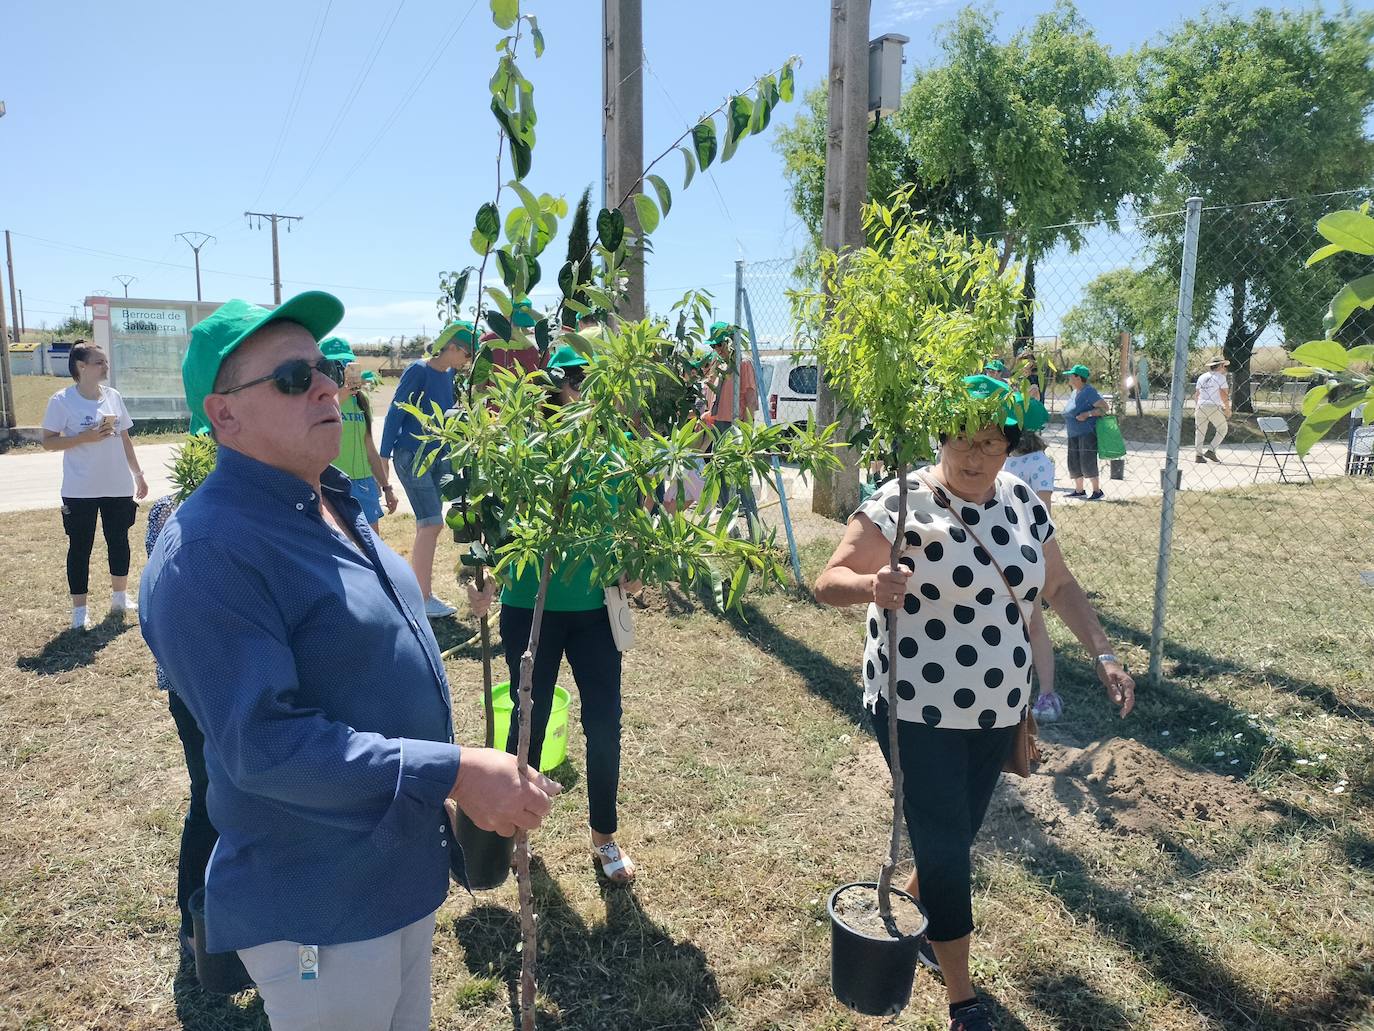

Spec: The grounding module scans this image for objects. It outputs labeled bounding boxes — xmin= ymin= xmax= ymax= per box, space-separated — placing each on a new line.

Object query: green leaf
xmin=728 ymin=95 xmax=753 ymax=144
xmin=1316 ymin=210 xmax=1374 ymax=255
xmin=471 ymin=228 xmax=491 ymax=257
xmin=487 ymin=310 xmax=513 ymax=341
xmin=1306 ymin=243 xmax=1344 ymax=268
xmin=534 ymin=319 xmax=551 ymax=354
xmin=1325 ymin=274 xmax=1374 ymax=335
xmin=447 ymin=269 xmax=471 ymax=312
xmin=779 ymin=62 xmax=795 ymax=102
xmin=678 ymin=146 xmax=696 ymax=190
xmin=749 ymin=81 xmax=775 ymax=134
xmin=1291 ymin=339 xmax=1353 ymax=372
xmin=510 ymin=137 xmax=532 ymax=179
xmin=507 ymin=179 xmax=542 ymax=221
xmin=720 ymin=123 xmax=740 ymax=163
xmin=524 ymin=255 xmax=541 ymax=292
xmin=561 ymin=331 xmax=598 ymax=358
xmin=532 ymin=26 xmax=545 ymax=57
xmin=1301 ymin=384 xmax=1331 ymax=417
xmin=596 ymin=207 xmax=625 ymax=250
xmin=633 ymin=193 xmax=660 ymax=234
xmin=496 ymin=249 xmax=525 ymax=294
xmin=475 ymin=202 xmax=500 ymax=244
xmin=1345 ymin=344 xmax=1374 ymax=364
xmin=490 ymin=0 xmax=518 ymax=30
xmin=490 ymin=97 xmax=519 ymax=139
xmin=557 ymin=260 xmax=575 ymax=299
xmin=692 ymin=119 xmax=718 ymax=170
xmin=645 ymin=174 xmax=672 ymax=217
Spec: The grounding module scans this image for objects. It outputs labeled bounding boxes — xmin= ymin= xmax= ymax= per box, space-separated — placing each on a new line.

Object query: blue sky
xmin=6 ymin=0 xmax=1276 ymax=343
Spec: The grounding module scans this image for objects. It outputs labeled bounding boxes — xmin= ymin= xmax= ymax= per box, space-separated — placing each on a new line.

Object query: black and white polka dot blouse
xmin=854 ymin=470 xmax=1056 ymax=730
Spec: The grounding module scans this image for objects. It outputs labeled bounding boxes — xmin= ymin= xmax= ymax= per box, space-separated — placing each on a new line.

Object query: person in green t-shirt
xmin=500 ymin=345 xmax=640 ymax=885
xmin=321 ymin=337 xmax=397 ymax=532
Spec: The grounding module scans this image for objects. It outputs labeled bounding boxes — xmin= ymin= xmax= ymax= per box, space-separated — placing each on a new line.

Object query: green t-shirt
xmin=334 ymin=394 xmax=373 ymax=481
xmin=501 ymin=552 xmax=606 ymax=612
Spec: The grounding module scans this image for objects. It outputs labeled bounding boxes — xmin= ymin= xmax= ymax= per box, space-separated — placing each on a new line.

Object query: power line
xmin=280 ymin=0 xmax=408 ymax=210
xmin=306 ymin=0 xmax=481 ymax=216
xmin=251 ymin=0 xmax=336 ymax=208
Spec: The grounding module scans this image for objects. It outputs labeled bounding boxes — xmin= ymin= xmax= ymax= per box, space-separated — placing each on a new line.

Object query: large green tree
xmin=1139 ymin=6 xmax=1374 ymax=411
xmin=776 ymin=2 xmax=1161 ymax=340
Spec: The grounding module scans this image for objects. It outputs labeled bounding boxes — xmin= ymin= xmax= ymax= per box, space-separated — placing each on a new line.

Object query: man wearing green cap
xmin=1062 ymin=365 xmax=1107 ymax=500
xmin=705 ymin=322 xmax=760 ymax=533
xmin=140 ymin=294 xmax=559 ymax=1029
xmin=380 ymin=320 xmax=477 ymax=617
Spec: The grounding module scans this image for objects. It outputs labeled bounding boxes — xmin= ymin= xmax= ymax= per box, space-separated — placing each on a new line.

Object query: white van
xmin=758 ymin=355 xmax=819 ymax=428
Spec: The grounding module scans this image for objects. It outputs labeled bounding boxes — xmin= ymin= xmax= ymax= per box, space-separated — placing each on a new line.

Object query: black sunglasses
xmin=219 ymin=357 xmax=347 ymax=397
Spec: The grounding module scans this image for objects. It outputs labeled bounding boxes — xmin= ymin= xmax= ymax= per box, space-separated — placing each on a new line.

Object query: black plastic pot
xmin=1110 ymin=458 xmax=1125 ymax=480
xmin=453 ymin=809 xmax=514 ymax=890
xmin=188 ymin=888 xmax=254 ymax=995
xmin=828 ymin=882 xmax=929 ymax=1017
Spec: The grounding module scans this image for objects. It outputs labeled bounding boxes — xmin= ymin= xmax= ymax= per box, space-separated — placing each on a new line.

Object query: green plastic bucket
xmin=491 ymin=682 xmax=570 ymax=772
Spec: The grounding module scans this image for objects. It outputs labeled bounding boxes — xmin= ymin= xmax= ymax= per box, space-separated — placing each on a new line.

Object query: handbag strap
xmin=913 ymin=470 xmax=1025 ymax=632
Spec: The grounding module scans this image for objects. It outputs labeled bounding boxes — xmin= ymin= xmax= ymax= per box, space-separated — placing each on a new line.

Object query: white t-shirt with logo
xmin=41 ymin=385 xmax=136 ymax=498
xmin=1196 ymin=371 xmax=1228 ymax=407
xmin=854 ymin=471 xmax=1056 ymax=730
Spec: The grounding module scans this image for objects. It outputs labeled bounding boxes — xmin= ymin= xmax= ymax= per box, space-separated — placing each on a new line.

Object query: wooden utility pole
xmin=0 ymin=255 xmax=13 ymax=429
xmin=602 ymin=0 xmax=644 ymax=321
xmin=4 ymin=231 xmax=18 ymax=344
xmin=812 ymin=0 xmax=870 ymax=520
xmin=17 ymin=288 xmax=25 ymax=338
xmin=244 ymin=212 xmax=302 ymax=305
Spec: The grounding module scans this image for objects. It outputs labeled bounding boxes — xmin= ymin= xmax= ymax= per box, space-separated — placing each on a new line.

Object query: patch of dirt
xmin=832 ymin=747 xmax=894 ymax=814
xmin=993 ymin=734 xmax=1281 ymax=841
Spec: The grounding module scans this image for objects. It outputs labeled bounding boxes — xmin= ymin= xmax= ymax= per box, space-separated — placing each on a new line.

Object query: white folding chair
xmin=1253 ymin=416 xmax=1313 ymax=484
xmin=1348 ymin=425 xmax=1374 ymax=476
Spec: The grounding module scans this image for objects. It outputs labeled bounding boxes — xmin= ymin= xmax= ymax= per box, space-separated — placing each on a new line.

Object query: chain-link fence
xmin=738 ymin=192 xmax=1374 ymax=684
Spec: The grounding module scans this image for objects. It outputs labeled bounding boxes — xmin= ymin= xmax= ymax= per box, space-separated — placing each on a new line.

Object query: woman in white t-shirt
xmin=41 ymin=343 xmax=148 ymax=629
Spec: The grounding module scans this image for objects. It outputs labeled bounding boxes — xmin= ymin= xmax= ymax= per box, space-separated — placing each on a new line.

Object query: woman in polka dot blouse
xmin=815 ymin=415 xmax=1135 ymax=1023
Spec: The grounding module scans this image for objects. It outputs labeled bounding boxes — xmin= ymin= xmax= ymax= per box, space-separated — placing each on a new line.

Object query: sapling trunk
xmin=515 ymin=548 xmax=556 ymax=1031
xmin=876 ymin=464 xmax=908 ymax=927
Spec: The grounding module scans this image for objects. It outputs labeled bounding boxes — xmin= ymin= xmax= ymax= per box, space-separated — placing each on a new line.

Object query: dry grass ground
xmin=1 ymin=480 xmax=1372 ymax=1030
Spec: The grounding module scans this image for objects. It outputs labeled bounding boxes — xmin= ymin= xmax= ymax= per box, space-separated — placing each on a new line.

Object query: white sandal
xmin=592 ymin=841 xmax=636 ymax=884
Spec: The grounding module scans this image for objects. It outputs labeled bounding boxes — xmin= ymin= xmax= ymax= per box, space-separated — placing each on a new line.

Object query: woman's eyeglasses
xmin=218 ymin=358 xmax=347 ymax=397
xmin=943 ymin=437 xmax=1010 ymax=458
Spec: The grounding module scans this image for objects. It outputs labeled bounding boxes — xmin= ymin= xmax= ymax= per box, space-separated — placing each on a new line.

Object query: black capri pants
xmin=60 ymin=496 xmax=137 ymax=596
xmin=501 ymin=604 xmax=623 ymax=835
xmin=869 ymin=696 xmax=1017 ymax=942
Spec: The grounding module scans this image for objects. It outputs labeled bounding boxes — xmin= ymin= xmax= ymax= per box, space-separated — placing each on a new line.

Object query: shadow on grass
xmin=454 ymin=858 xmax=721 ymax=1030
xmin=172 ymin=953 xmax=266 ymax=1030
xmin=16 ymin=616 xmax=134 ymax=675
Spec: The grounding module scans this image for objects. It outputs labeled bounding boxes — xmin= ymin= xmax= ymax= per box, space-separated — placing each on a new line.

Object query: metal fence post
xmin=1148 ymin=197 xmax=1203 ymax=686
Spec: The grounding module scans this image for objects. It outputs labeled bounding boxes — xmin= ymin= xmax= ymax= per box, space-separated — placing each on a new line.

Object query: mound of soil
xmin=1001 ymin=735 xmax=1280 ymax=838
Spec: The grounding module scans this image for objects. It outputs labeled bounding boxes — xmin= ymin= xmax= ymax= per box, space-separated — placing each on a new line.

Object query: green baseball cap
xmin=1064 ymin=364 xmax=1091 ymax=380
xmin=184 ymin=291 xmax=344 ymax=435
xmin=984 ymin=358 xmax=1008 ymax=374
xmin=963 ymin=375 xmax=1048 ymax=430
xmin=319 ymin=336 xmax=356 ymax=363
xmin=512 ymin=299 xmax=537 ymax=329
xmin=1012 ymin=395 xmax=1050 ymax=433
xmin=708 ymin=321 xmax=737 ymax=345
xmin=432 ymin=319 xmax=478 ymax=354
xmin=546 ymin=343 xmax=591 ymax=371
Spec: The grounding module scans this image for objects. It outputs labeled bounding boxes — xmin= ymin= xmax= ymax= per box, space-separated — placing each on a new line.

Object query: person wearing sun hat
xmin=319 ymin=336 xmax=396 ymax=532
xmin=1193 ymin=356 xmax=1231 ymax=463
xmin=1061 ymin=364 xmax=1107 ymax=500
xmin=814 ymin=371 xmax=1133 ymax=1027
xmin=140 ymin=293 xmax=560 ymax=1028
xmin=380 ymin=318 xmax=478 ymax=617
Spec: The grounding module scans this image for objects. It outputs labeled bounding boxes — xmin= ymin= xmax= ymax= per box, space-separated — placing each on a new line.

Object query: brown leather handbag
xmin=917 ymin=472 xmax=1043 ymax=778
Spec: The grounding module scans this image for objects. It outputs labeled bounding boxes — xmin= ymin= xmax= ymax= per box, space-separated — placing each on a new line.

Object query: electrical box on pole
xmin=868 ymin=33 xmax=908 ymax=121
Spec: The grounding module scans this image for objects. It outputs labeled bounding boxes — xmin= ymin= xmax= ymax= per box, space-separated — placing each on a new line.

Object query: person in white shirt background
xmin=41 ymin=342 xmax=148 ymax=629
xmin=1194 ymin=356 xmax=1232 ymax=463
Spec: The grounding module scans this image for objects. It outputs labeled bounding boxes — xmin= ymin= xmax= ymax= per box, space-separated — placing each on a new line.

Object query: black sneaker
xmin=1066 ymin=489 xmax=1086 ymax=498
xmin=1205 ymin=449 xmax=1220 ymax=462
xmin=918 ymin=938 xmax=942 ymax=977
xmin=1088 ymin=490 xmax=1105 ymax=500
xmin=949 ymin=1000 xmax=996 ymax=1031
xmin=1195 ymin=455 xmax=1207 ymax=464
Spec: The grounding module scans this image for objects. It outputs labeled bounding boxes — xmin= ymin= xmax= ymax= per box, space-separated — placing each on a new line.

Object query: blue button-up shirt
xmin=379 ymin=359 xmax=456 ymax=460
xmin=140 ymin=446 xmax=462 ymax=952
